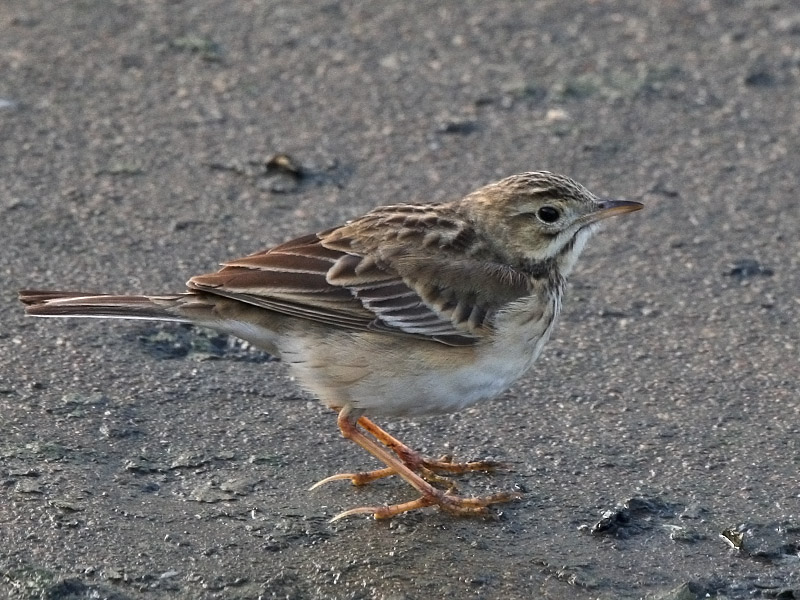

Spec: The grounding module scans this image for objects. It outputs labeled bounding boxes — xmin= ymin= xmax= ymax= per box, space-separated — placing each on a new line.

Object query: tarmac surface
xmin=1 ymin=1 xmax=799 ymax=599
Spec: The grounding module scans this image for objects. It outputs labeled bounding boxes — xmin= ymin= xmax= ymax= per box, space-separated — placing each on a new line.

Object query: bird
xmin=19 ymin=171 xmax=642 ymax=521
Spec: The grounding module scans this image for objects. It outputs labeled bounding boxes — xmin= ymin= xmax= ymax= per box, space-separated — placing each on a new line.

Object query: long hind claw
xmin=309 ymin=467 xmax=396 ymax=490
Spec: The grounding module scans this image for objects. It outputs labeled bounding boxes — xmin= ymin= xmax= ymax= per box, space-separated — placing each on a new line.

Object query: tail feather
xmin=19 ymin=290 xmax=190 ymax=322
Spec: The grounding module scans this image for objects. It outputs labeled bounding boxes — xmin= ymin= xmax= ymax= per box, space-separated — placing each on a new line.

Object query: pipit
xmin=20 ymin=171 xmax=642 ymax=520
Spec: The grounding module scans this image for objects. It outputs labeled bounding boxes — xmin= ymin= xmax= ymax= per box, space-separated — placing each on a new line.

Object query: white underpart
xmin=314 ymin=289 xmax=563 ymax=417
xmin=557 ymin=223 xmax=599 ymax=277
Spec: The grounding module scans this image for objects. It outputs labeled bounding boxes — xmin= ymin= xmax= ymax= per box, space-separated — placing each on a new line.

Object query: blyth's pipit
xmin=20 ymin=171 xmax=642 ymax=520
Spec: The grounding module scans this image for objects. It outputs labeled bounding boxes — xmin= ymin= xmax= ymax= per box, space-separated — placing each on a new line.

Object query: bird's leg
xmin=310 ymin=415 xmax=456 ymax=488
xmin=314 ymin=407 xmax=520 ymax=521
xmin=308 ymin=409 xmax=406 ymax=488
xmin=357 ymin=416 xmax=507 ymax=476
xmin=310 ymin=411 xmax=507 ymax=489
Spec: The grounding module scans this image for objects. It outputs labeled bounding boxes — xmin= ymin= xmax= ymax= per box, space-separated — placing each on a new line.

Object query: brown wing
xmin=188 ymin=205 xmax=533 ymax=346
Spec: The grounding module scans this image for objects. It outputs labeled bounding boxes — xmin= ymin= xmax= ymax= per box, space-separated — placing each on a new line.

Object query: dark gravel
xmin=2 ymin=2 xmax=799 ymax=599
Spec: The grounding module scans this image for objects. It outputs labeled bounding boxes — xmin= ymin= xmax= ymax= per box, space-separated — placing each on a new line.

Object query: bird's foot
xmin=311 ymin=410 xmax=521 ymax=521
xmin=309 ymin=463 xmax=459 ymax=490
xmin=419 ymin=453 xmax=508 ymax=476
xmin=329 ymin=489 xmax=520 ymax=522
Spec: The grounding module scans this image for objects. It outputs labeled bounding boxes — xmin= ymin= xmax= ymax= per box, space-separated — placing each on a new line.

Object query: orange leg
xmin=357 ymin=416 xmax=506 ymax=475
xmin=309 ymin=413 xmax=505 ymax=489
xmin=311 ymin=408 xmax=520 ymax=521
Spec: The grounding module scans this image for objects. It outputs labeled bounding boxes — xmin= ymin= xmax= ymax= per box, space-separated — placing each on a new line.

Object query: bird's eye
xmin=536 ymin=206 xmax=561 ymax=223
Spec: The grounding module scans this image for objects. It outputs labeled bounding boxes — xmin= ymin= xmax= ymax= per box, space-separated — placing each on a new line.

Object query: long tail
xmin=19 ymin=290 xmax=191 ymax=323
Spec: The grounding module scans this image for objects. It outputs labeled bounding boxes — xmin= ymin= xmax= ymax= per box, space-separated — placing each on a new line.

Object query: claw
xmin=310 ymin=466 xmax=396 ymax=490
xmin=331 ymin=496 xmax=437 ymax=521
xmin=309 ymin=473 xmax=353 ymax=491
xmin=329 ymin=505 xmax=386 ymax=522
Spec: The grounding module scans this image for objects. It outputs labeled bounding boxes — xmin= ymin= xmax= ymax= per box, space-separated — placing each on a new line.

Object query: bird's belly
xmin=281 ymin=299 xmax=559 ymax=418
xmin=305 ymin=328 xmax=553 ymax=417
xmin=402 ymin=351 xmax=535 ymax=415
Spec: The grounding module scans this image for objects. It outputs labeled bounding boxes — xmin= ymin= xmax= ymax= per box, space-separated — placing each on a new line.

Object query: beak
xmin=591 ymin=199 xmax=644 ymax=222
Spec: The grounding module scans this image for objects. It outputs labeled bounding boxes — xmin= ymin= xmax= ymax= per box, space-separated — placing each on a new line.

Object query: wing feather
xmin=187 ymin=207 xmax=533 ymax=346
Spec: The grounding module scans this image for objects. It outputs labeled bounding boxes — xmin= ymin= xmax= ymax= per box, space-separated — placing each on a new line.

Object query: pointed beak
xmin=591 ymin=198 xmax=644 ymax=222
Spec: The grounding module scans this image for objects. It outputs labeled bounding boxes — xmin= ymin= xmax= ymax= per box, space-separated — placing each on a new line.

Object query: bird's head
xmin=461 ymin=171 xmax=642 ymax=276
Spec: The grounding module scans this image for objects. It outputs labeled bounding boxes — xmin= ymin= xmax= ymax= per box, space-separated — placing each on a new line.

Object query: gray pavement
xmin=1 ymin=2 xmax=799 ymax=598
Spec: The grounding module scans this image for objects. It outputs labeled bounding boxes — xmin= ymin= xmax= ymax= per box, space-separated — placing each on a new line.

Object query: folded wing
xmin=188 ymin=207 xmax=533 ymax=346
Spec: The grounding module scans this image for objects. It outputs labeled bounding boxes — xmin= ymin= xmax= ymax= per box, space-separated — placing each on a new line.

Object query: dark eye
xmin=536 ymin=206 xmax=560 ymax=223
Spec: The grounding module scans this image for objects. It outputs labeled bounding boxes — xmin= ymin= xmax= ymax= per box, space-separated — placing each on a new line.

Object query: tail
xmin=19 ymin=290 xmax=191 ymax=323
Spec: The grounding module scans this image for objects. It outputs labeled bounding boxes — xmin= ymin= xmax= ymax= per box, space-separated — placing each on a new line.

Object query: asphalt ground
xmin=1 ymin=2 xmax=799 ymax=599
